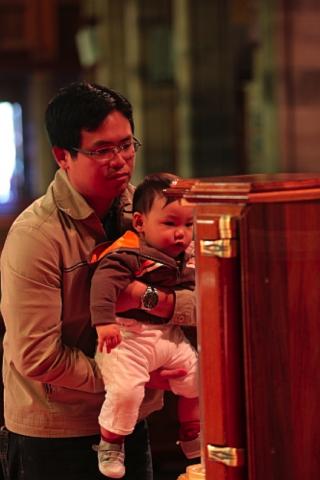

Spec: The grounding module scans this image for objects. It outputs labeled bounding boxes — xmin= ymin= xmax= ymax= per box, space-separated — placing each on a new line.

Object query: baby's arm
xmin=96 ymin=323 xmax=122 ymax=353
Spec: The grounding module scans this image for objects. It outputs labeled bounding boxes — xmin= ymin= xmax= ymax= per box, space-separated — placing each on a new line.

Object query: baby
xmin=90 ymin=173 xmax=200 ymax=478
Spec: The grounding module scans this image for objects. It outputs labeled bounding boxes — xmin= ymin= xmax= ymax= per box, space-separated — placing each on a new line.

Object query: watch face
xmin=143 ymin=287 xmax=159 ymax=310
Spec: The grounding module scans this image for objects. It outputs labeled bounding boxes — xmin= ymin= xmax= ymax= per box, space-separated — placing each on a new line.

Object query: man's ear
xmin=52 ymin=146 xmax=70 ymax=170
xmin=132 ymin=212 xmax=144 ymax=232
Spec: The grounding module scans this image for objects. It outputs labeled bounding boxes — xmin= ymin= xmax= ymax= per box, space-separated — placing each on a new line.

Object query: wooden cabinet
xmin=169 ymin=173 xmax=320 ymax=480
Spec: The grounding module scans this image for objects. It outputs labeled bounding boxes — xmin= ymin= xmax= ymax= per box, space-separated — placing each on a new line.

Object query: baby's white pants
xmin=97 ymin=321 xmax=198 ymax=436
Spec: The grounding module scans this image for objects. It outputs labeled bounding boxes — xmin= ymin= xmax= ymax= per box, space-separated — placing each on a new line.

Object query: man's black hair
xmin=45 ymin=81 xmax=134 ymax=152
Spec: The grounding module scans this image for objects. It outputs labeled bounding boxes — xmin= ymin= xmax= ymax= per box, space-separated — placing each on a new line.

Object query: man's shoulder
xmin=0 ymin=192 xmax=61 ymax=271
xmin=10 ymin=189 xmax=59 ymax=234
xmin=6 ymin=172 xmax=79 ymax=252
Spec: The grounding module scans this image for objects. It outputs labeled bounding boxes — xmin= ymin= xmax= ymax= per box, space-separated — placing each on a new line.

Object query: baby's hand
xmin=96 ymin=324 xmax=122 ymax=353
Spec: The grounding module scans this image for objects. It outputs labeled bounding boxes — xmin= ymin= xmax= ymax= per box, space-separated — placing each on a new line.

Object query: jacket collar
xmin=52 ymin=169 xmax=93 ymax=220
xmin=52 ymin=168 xmax=133 ymax=225
xmin=90 ymin=229 xmax=189 ymax=270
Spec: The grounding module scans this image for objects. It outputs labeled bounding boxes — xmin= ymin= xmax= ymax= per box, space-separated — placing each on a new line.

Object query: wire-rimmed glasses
xmin=71 ymin=136 xmax=141 ymax=162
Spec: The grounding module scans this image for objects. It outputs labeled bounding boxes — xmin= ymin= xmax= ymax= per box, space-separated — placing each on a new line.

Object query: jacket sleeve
xmin=0 ymin=226 xmax=104 ymax=394
xmin=171 ymin=289 xmax=196 ymax=326
xmin=90 ymin=251 xmax=136 ymax=326
xmin=171 ymin=241 xmax=196 ymax=326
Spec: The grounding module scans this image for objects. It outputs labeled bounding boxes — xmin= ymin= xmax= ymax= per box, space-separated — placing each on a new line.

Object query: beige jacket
xmin=0 ymin=169 xmax=195 ymax=437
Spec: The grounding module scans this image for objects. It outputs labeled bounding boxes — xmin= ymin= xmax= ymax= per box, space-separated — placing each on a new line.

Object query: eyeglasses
xmin=71 ymin=137 xmax=142 ymax=162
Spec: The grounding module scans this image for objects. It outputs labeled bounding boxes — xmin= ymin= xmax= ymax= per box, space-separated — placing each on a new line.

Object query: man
xmin=0 ymin=82 xmax=195 ymax=480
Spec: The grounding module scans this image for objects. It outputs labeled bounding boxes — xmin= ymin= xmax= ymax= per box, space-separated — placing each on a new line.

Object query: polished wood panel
xmin=194 ymin=207 xmax=246 ymax=480
xmin=168 ymin=173 xmax=320 ymax=480
xmin=240 ymin=200 xmax=320 ymax=479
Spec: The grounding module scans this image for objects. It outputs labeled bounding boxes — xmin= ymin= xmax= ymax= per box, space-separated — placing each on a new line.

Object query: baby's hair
xmin=132 ymin=173 xmax=180 ymax=214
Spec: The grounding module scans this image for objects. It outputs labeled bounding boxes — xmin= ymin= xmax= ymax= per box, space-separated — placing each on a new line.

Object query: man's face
xmin=57 ymin=110 xmax=135 ymax=202
xmin=133 ymin=195 xmax=194 ymax=258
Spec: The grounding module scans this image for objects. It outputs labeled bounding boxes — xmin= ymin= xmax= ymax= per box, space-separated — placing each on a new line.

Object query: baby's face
xmin=137 ymin=195 xmax=194 ymax=258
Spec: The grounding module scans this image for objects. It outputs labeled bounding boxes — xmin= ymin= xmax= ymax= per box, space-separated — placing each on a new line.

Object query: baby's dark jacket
xmin=90 ymin=230 xmax=195 ymax=326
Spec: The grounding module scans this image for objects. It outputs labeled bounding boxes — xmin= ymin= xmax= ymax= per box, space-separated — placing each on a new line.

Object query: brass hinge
xmin=218 ymin=215 xmax=236 ymax=239
xmin=207 ymin=445 xmax=245 ymax=467
xmin=198 ymin=215 xmax=238 ymax=258
xmin=200 ymin=239 xmax=238 ymax=258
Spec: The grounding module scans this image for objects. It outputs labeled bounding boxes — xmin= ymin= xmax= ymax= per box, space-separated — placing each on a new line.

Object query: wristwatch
xmin=141 ymin=286 xmax=159 ymax=310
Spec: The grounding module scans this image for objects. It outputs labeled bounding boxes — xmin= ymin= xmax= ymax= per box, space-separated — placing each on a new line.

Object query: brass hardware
xmin=218 ymin=215 xmax=236 ymax=239
xmin=196 ymin=219 xmax=216 ymax=225
xmin=200 ymin=239 xmax=237 ymax=258
xmin=207 ymin=445 xmax=245 ymax=467
xmin=178 ymin=464 xmax=205 ymax=480
xmin=198 ymin=215 xmax=238 ymax=257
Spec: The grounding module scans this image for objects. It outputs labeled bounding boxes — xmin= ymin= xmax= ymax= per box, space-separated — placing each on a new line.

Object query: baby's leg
xmin=96 ymin=334 xmax=150 ymax=478
xmin=97 ymin=374 xmax=147 ymax=479
xmin=178 ymin=395 xmax=200 ymax=441
xmin=177 ymin=395 xmax=201 ymax=459
xmin=98 ymin=380 xmax=145 ymax=436
xmin=161 ymin=328 xmax=200 ymax=458
xmin=100 ymin=427 xmax=124 ymax=444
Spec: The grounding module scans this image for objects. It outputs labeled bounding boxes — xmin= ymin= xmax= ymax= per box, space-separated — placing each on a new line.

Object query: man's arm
xmin=172 ymin=289 xmax=196 ymax=326
xmin=1 ymin=226 xmax=104 ymax=393
xmin=117 ymin=280 xmax=196 ymax=326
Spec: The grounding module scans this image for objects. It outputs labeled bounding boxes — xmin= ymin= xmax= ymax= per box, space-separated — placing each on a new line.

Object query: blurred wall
xmin=1 ymin=0 xmax=320 ymax=208
xmin=1 ymin=0 xmax=320 ymax=210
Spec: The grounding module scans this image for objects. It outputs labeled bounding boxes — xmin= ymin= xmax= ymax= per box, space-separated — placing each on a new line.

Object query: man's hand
xmin=96 ymin=324 xmax=122 ymax=353
xmin=147 ymin=367 xmax=187 ymax=391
